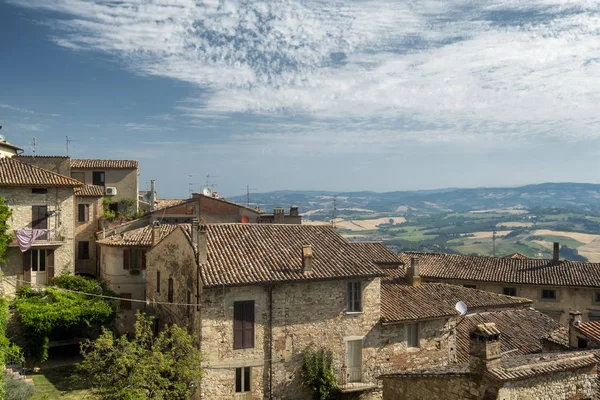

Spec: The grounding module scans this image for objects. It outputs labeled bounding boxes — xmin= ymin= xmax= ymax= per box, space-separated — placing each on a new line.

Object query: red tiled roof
xmin=97 ymin=224 xmax=180 ymax=246
xmin=71 ymin=159 xmax=138 ymax=169
xmin=503 ymin=252 xmax=529 ymax=259
xmin=399 ymin=251 xmax=600 ymax=288
xmin=154 ymin=199 xmax=187 ymax=211
xmin=75 ymin=184 xmax=104 ymax=197
xmin=456 ymin=309 xmax=564 ymax=363
xmin=575 ymin=321 xmax=600 ymax=344
xmin=350 ymin=242 xmax=401 ymax=265
xmin=0 ymin=157 xmax=83 ymax=187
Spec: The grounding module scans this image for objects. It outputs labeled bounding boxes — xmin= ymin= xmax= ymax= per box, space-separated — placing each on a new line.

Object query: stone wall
xmin=14 ymin=156 xmax=71 ymax=176
xmin=381 ymin=375 xmax=480 ymax=399
xmin=71 ymin=168 xmax=138 ymax=214
xmin=74 ymin=195 xmax=102 ymax=276
xmin=0 ymin=186 xmax=75 ymax=295
xmin=424 ymin=278 xmax=600 ymax=325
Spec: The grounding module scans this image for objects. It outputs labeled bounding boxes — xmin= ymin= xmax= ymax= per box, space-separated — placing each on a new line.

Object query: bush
xmin=301 ymin=344 xmax=338 ymax=400
xmin=3 ymin=372 xmax=34 ymax=400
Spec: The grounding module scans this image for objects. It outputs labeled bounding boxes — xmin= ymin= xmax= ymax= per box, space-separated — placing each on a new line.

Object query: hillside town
xmin=0 ymin=135 xmax=600 ymax=400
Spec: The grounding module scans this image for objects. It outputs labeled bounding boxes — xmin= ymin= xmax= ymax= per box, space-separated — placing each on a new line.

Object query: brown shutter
xmin=123 ymin=248 xmax=130 ymax=270
xmin=47 ymin=249 xmax=55 ymax=280
xmin=141 ymin=250 xmax=147 ymax=270
xmin=23 ymin=251 xmax=31 ymax=285
xmin=85 ymin=204 xmax=89 ymax=222
xmin=243 ymin=301 xmax=255 ymax=348
xmin=233 ymin=302 xmax=243 ymax=349
xmin=78 ymin=204 xmax=84 ymax=222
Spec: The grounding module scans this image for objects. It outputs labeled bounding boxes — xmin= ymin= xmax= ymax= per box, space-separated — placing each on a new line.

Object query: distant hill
xmin=228 ymin=183 xmax=600 ymax=217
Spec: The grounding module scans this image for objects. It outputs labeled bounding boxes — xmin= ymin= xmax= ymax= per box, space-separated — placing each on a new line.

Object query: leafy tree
xmin=76 ymin=312 xmax=202 ymax=400
xmin=301 ymin=344 xmax=339 ymax=400
xmin=119 ymin=197 xmax=136 ymax=218
xmin=0 ymin=196 xmax=13 ymax=263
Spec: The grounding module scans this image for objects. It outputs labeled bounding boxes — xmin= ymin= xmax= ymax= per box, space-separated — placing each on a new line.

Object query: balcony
xmin=338 ymin=365 xmax=379 ymax=393
xmin=8 ymin=231 xmax=66 ymax=248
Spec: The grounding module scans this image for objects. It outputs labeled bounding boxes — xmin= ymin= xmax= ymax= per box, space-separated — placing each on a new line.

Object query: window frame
xmin=235 ymin=367 xmax=251 ymax=393
xmin=78 ymin=241 xmax=90 ymax=260
xmin=541 ymin=288 xmax=558 ymax=301
xmin=31 ymin=249 xmax=47 ymax=272
xmin=233 ymin=300 xmax=255 ymax=350
xmin=92 ymin=171 xmax=105 ymax=186
xmin=78 ymin=203 xmax=90 ymax=223
xmin=502 ymin=287 xmax=517 ymax=296
xmin=346 ymin=281 xmax=363 ymax=313
xmin=407 ymin=323 xmax=420 ymax=348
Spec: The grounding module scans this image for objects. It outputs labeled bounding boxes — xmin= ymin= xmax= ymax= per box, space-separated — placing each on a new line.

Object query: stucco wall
xmin=424 ymin=278 xmax=600 ymax=325
xmin=0 ymin=186 xmax=75 ymax=295
xmin=71 ymin=168 xmax=138 ymax=213
xmin=74 ymin=196 xmax=102 ymax=276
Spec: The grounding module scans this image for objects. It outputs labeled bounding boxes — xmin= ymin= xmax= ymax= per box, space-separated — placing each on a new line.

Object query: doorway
xmin=31 ymin=249 xmax=47 ymax=286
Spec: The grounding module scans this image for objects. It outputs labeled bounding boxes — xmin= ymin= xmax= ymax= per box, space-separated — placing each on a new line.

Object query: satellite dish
xmin=203 ymin=187 xmax=212 ymax=196
xmin=455 ymin=301 xmax=468 ymax=316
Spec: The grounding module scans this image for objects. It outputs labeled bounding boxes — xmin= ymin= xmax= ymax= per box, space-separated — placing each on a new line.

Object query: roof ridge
xmin=0 ymin=157 xmax=83 ymax=187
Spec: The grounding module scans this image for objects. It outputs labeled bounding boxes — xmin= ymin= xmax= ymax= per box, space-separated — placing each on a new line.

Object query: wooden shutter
xmin=123 ymin=248 xmax=130 ymax=270
xmin=47 ymin=249 xmax=55 ymax=280
xmin=233 ymin=302 xmax=244 ymax=349
xmin=23 ymin=251 xmax=31 ymax=284
xmin=243 ymin=301 xmax=255 ymax=348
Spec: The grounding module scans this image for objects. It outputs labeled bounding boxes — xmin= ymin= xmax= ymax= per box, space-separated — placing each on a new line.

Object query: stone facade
xmin=74 ymin=195 xmax=102 ymax=277
xmin=496 ymin=368 xmax=597 ymax=400
xmin=70 ymin=167 xmax=138 ymax=214
xmin=14 ymin=156 xmax=71 ymax=176
xmin=1 ymin=186 xmax=75 ymax=295
xmin=381 ymin=375 xmax=479 ymax=399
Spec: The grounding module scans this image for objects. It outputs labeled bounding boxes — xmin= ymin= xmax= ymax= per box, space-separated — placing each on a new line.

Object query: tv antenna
xmin=492 ymin=230 xmax=497 ymax=257
xmin=331 ymin=195 xmax=338 ymax=227
xmin=30 ymin=137 xmax=38 ymax=158
xmin=188 ymin=174 xmax=201 ymax=198
xmin=205 ymin=174 xmax=219 ymax=191
xmin=66 ymin=136 xmax=79 ymax=156
xmin=241 ymin=184 xmax=258 ymax=206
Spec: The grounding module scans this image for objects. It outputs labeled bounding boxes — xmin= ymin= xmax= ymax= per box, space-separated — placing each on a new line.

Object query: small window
xmin=347 ymin=282 xmax=362 ymax=312
xmin=78 ymin=204 xmax=90 ymax=222
xmin=541 ymin=289 xmax=557 ymax=300
xmin=31 ymin=188 xmax=47 ymax=194
xmin=168 ymin=278 xmax=174 ymax=303
xmin=78 ymin=241 xmax=90 ymax=260
xmin=594 ymin=292 xmax=600 ymax=304
xmin=156 ymin=271 xmax=161 ymax=293
xmin=235 ymin=367 xmax=251 ymax=393
xmin=503 ymin=287 xmax=517 ymax=296
xmin=120 ymin=293 xmax=132 ymax=310
xmin=31 ymin=249 xmax=47 ymax=272
xmin=233 ymin=301 xmax=255 ymax=349
xmin=407 ymin=323 xmax=419 ymax=348
xmin=578 ymin=338 xmax=588 ymax=349
xmin=463 ymin=284 xmax=476 ymax=289
xmin=92 ymin=171 xmax=105 ymax=186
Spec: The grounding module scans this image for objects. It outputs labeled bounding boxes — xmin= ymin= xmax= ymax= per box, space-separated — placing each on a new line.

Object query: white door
xmin=346 ymin=339 xmax=362 ymax=383
xmin=31 ymin=249 xmax=47 ymax=286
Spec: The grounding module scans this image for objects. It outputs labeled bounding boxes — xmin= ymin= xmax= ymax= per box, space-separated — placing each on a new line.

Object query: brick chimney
xmin=469 ymin=323 xmax=502 ymax=377
xmin=302 ymin=245 xmax=313 ymax=274
xmin=274 ymin=207 xmax=285 ymax=224
xmin=568 ymin=311 xmax=583 ymax=348
xmin=406 ymin=256 xmax=421 ymax=286
xmin=553 ymin=242 xmax=560 ymax=265
xmin=197 ymin=219 xmax=208 ymax=265
xmin=151 ymin=221 xmax=161 ymax=246
xmin=290 ymin=205 xmax=299 ymax=216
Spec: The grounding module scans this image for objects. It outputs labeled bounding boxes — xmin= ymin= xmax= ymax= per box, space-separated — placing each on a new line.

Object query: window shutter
xmin=243 ymin=301 xmax=255 ymax=348
xmin=85 ymin=204 xmax=89 ymax=222
xmin=233 ymin=302 xmax=244 ymax=349
xmin=141 ymin=250 xmax=147 ymax=270
xmin=123 ymin=248 xmax=130 ymax=270
xmin=47 ymin=249 xmax=55 ymax=280
xmin=23 ymin=251 xmax=31 ymax=284
xmin=156 ymin=271 xmax=161 ymax=293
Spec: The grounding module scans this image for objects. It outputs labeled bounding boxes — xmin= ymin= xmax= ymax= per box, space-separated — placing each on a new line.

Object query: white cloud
xmin=8 ymin=0 xmax=600 ymax=148
xmin=0 ymin=104 xmax=36 ymax=114
xmin=14 ymin=123 xmax=43 ymax=132
xmin=125 ymin=123 xmax=173 ymax=131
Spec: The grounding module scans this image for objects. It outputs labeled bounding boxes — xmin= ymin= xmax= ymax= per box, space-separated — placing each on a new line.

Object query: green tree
xmin=301 ymin=344 xmax=339 ymax=400
xmin=76 ymin=312 xmax=201 ymax=400
xmin=0 ymin=196 xmax=13 ymax=263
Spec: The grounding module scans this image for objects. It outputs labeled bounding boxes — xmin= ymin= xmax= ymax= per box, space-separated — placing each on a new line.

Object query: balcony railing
xmin=338 ymin=365 xmax=378 ymax=392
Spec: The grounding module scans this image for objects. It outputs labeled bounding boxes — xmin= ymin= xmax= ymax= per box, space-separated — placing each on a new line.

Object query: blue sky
xmin=1 ymin=0 xmax=599 ymax=199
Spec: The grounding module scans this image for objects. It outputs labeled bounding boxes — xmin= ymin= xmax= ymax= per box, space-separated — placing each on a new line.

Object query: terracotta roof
xmin=456 ymin=309 xmax=564 ymax=363
xmin=503 ymin=252 xmax=529 ymax=259
xmin=192 ymin=193 xmax=260 ymax=214
xmin=71 ymin=159 xmax=138 ymax=169
xmin=350 ymin=242 xmax=401 ymax=265
xmin=97 ymin=224 xmax=180 ymax=246
xmin=381 ymin=278 xmax=531 ymax=323
xmin=545 ymin=327 xmax=569 ymax=348
xmin=400 ymin=251 xmax=600 ymax=288
xmin=154 ymin=199 xmax=187 ymax=211
xmin=575 ymin=321 xmax=600 ymax=344
xmin=75 ymin=184 xmax=104 ymax=197
xmin=0 ymin=157 xmax=83 ymax=187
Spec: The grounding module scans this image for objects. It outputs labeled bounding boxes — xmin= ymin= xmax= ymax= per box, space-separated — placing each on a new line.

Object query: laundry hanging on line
xmin=14 ymin=229 xmax=51 ymax=253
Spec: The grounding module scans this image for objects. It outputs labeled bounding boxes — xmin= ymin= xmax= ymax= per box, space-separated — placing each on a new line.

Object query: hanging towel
xmin=14 ymin=229 xmax=50 ymax=252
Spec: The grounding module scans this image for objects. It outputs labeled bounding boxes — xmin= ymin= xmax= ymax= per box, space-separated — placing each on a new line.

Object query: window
xmin=78 ymin=204 xmax=90 ymax=222
xmin=578 ymin=338 xmax=588 ymax=349
xmin=407 ymin=323 xmax=419 ymax=348
xmin=168 ymin=278 xmax=174 ymax=303
xmin=235 ymin=367 xmax=251 ymax=393
xmin=346 ymin=340 xmax=363 ymax=383
xmin=123 ymin=249 xmax=146 ymax=270
xmin=233 ymin=301 xmax=255 ymax=349
xmin=156 ymin=271 xmax=161 ymax=293
xmin=502 ymin=287 xmax=517 ymax=296
xmin=31 ymin=249 xmax=47 ymax=272
xmin=78 ymin=241 xmax=90 ymax=260
xmin=31 ymin=205 xmax=48 ymax=240
xmin=31 ymin=188 xmax=47 ymax=194
xmin=463 ymin=284 xmax=476 ymax=289
xmin=71 ymin=171 xmax=85 ymax=183
xmin=120 ymin=293 xmax=132 ymax=310
xmin=594 ymin=292 xmax=600 ymax=304
xmin=347 ymin=282 xmax=362 ymax=312
xmin=92 ymin=171 xmax=105 ymax=186
xmin=541 ymin=289 xmax=557 ymax=300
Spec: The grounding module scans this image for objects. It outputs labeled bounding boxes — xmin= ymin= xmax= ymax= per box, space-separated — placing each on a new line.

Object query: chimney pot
xmin=406 ymin=256 xmax=422 ymax=286
xmin=151 ymin=221 xmax=161 ymax=246
xmin=469 ymin=323 xmax=502 ymax=376
xmin=553 ymin=242 xmax=560 ymax=265
xmin=302 ymin=245 xmax=313 ymax=274
xmin=274 ymin=207 xmax=285 ymax=224
xmin=290 ymin=205 xmax=299 ymax=216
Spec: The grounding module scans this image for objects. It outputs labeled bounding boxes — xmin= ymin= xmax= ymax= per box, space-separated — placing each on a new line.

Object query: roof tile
xmin=71 ymin=159 xmax=138 ymax=169
xmin=0 ymin=157 xmax=83 ymax=187
xmin=75 ymin=184 xmax=105 ymax=197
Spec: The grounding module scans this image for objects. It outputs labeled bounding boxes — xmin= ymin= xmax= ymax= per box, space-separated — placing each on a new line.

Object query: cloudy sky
xmin=1 ymin=0 xmax=599 ymax=198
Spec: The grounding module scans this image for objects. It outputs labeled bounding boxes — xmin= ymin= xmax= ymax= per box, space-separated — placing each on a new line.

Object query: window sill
xmin=345 ymin=311 xmax=364 ymax=316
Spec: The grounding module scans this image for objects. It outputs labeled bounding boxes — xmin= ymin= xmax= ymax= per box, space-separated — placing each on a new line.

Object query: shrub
xmin=3 ymin=372 xmax=34 ymax=400
xmin=301 ymin=344 xmax=339 ymax=400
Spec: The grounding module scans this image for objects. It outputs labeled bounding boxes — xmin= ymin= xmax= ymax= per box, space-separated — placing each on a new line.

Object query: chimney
xmin=197 ymin=218 xmax=208 ymax=265
xmin=290 ymin=205 xmax=299 ymax=217
xmin=469 ymin=323 xmax=502 ymax=376
xmin=274 ymin=207 xmax=285 ymax=224
xmin=569 ymin=311 xmax=583 ymax=348
xmin=406 ymin=256 xmax=421 ymax=286
xmin=150 ymin=180 xmax=156 ymax=212
xmin=553 ymin=242 xmax=560 ymax=265
xmin=151 ymin=221 xmax=161 ymax=246
xmin=302 ymin=245 xmax=313 ymax=274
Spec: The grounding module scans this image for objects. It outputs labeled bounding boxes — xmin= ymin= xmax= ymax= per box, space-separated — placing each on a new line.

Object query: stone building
xmin=14 ymin=155 xmax=71 ymax=176
xmin=142 ymin=224 xmax=538 ymax=399
xmin=400 ymin=245 xmax=600 ymax=325
xmin=380 ymin=323 xmax=598 ymax=400
xmin=73 ymin=184 xmax=104 ymax=277
xmin=0 ymin=157 xmax=82 ymax=294
xmin=70 ymin=159 xmax=139 ymax=215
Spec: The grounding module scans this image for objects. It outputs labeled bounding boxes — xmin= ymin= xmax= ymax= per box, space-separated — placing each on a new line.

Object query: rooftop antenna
xmin=241 ymin=184 xmax=258 ymax=206
xmin=331 ymin=195 xmax=337 ymax=227
xmin=492 ymin=230 xmax=497 ymax=257
xmin=65 ymin=136 xmax=79 ymax=156
xmin=206 ymin=173 xmax=219 ymax=192
xmin=30 ymin=137 xmax=38 ymax=158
